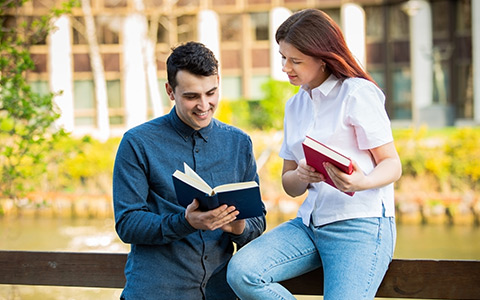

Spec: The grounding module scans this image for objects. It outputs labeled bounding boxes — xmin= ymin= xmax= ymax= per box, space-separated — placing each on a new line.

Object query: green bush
xmin=216 ymin=79 xmax=298 ymax=131
xmin=394 ymin=126 xmax=480 ymax=192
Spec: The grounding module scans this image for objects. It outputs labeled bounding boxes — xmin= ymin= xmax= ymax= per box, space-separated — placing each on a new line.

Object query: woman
xmin=227 ymin=8 xmax=402 ymax=300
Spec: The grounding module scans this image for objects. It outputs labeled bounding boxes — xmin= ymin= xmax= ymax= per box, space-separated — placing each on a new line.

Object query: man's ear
xmin=165 ymin=82 xmax=175 ymax=101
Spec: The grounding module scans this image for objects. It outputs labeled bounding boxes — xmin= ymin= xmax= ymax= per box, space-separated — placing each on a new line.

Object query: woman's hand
xmin=324 ymin=159 xmax=364 ymax=194
xmin=295 ymin=158 xmax=325 ymax=183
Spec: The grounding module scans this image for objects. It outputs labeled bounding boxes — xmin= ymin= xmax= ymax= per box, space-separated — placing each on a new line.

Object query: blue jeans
xmin=227 ymin=216 xmax=396 ymax=300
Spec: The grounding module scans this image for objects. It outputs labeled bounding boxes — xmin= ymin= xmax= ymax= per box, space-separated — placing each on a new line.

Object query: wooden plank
xmin=0 ymin=251 xmax=126 ymax=288
xmin=377 ymin=259 xmax=480 ymax=299
xmin=282 ymin=259 xmax=480 ymax=300
xmin=1 ymin=251 xmax=480 ymax=299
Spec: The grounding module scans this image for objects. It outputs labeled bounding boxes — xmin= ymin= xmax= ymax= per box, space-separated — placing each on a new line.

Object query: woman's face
xmin=279 ymin=40 xmax=328 ymax=89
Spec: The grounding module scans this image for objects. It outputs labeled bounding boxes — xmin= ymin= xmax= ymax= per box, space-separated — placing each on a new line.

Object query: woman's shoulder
xmin=342 ymin=77 xmax=379 ymax=90
xmin=341 ymin=77 xmax=384 ymax=100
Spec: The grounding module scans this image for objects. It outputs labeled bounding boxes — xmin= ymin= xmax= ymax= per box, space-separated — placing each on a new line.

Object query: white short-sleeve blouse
xmin=279 ymin=74 xmax=395 ymax=226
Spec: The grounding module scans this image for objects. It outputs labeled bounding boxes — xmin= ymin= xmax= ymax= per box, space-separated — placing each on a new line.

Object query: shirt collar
xmin=168 ymin=106 xmax=211 ymax=142
xmin=302 ymin=74 xmax=340 ymax=97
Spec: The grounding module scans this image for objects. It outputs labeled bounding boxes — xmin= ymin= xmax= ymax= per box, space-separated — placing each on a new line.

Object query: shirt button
xmin=195 ymin=149 xmax=199 ymax=153
xmin=204 ymin=255 xmax=208 ymax=260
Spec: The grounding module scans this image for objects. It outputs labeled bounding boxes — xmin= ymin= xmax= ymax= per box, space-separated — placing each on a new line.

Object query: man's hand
xmin=221 ymin=219 xmax=246 ymax=235
xmin=185 ymin=199 xmax=240 ymax=231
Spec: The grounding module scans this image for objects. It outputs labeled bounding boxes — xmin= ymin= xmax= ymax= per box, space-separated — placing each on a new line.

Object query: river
xmin=1 ymin=216 xmax=479 ymax=299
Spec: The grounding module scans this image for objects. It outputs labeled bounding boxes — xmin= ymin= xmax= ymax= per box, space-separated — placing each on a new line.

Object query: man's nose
xmin=197 ymin=96 xmax=209 ymax=110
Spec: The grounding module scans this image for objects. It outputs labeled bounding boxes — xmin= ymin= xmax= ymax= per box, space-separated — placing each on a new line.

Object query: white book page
xmin=213 ymin=181 xmax=258 ymax=194
xmin=172 ymin=170 xmax=212 ymax=195
xmin=304 ymin=137 xmax=350 ymax=166
xmin=183 ymin=163 xmax=211 ymax=189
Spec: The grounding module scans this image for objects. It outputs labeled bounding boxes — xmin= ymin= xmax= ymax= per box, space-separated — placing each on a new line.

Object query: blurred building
xmin=5 ymin=0 xmax=478 ymax=139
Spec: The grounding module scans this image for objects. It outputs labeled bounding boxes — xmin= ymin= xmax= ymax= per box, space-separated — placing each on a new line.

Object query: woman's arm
xmin=325 ymin=141 xmax=402 ymax=193
xmin=281 ymin=159 xmax=325 ymax=197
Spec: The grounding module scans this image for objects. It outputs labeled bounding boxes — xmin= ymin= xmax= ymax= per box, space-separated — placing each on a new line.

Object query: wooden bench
xmin=1 ymin=250 xmax=479 ymax=299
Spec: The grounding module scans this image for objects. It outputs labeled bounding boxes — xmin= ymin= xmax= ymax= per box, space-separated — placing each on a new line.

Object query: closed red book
xmin=302 ymin=136 xmax=355 ymax=196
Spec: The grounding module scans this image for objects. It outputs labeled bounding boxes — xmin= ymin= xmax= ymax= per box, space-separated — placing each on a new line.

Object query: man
xmin=113 ymin=41 xmax=266 ymax=300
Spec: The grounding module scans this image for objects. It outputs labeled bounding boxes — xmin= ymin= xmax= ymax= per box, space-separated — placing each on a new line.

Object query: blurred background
xmin=1 ymin=0 xmax=479 ymax=299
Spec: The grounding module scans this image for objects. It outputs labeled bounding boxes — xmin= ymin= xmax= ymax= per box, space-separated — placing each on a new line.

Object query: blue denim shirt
xmin=113 ymin=107 xmax=266 ymax=300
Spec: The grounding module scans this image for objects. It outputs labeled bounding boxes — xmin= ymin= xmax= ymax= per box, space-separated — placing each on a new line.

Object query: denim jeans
xmin=227 ymin=216 xmax=396 ymax=300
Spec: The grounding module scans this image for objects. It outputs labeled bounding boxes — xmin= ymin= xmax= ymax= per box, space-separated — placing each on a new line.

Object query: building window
xmin=221 ymin=76 xmax=242 ymax=100
xmin=456 ymin=0 xmax=471 ymax=34
xmin=322 ymin=8 xmax=340 ymax=27
xmin=389 ymin=5 xmax=409 ymax=39
xmin=177 ymin=0 xmax=199 ymax=6
xmin=32 ymin=0 xmax=55 ymax=9
xmin=96 ymin=16 xmax=120 ymax=44
xmin=107 ymin=80 xmax=124 ymax=125
xmin=455 ymin=64 xmax=473 ymax=118
xmin=103 ymin=53 xmax=120 ymax=72
xmin=251 ymin=48 xmax=269 ymax=68
xmin=392 ymin=67 xmax=412 ymax=119
xmin=365 ymin=6 xmax=384 ymax=41
xmin=151 ymin=16 xmax=169 ymax=44
xmin=73 ymin=80 xmax=95 ymax=126
xmin=104 ymin=0 xmax=127 ymax=8
xmin=30 ymin=54 xmax=48 ymax=73
xmin=29 ymin=80 xmax=50 ymax=96
xmin=250 ymin=75 xmax=269 ymax=100
xmin=72 ymin=17 xmax=87 ymax=45
xmin=26 ymin=17 xmax=48 ymax=45
xmin=213 ymin=0 xmax=236 ymax=6
xmin=250 ymin=12 xmax=269 ymax=41
xmin=220 ymin=14 xmax=241 ymax=42
xmin=221 ymin=49 xmax=241 ymax=69
xmin=432 ymin=0 xmax=450 ymax=36
xmin=177 ymin=15 xmax=196 ymax=43
xmin=73 ymin=53 xmax=92 ymax=72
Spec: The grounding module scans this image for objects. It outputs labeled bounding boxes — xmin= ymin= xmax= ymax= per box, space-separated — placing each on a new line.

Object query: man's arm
xmin=113 ymin=136 xmax=196 ymax=245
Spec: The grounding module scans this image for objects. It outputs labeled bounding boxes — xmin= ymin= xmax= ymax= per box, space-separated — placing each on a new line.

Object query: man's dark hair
xmin=166 ymin=41 xmax=219 ymax=91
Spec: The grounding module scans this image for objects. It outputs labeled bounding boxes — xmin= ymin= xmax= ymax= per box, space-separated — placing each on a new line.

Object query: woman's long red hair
xmin=276 ymin=8 xmax=376 ymax=85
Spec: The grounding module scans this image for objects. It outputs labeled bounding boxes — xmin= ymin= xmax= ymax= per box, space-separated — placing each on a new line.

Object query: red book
xmin=302 ymin=136 xmax=355 ymax=196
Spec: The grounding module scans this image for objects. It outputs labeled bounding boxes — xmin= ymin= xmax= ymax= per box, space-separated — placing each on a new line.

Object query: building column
xmin=473 ymin=0 xmax=480 ymax=124
xmin=269 ymin=7 xmax=291 ymax=81
xmin=123 ymin=13 xmax=148 ymax=129
xmin=49 ymin=15 xmax=74 ymax=132
xmin=402 ymin=0 xmax=434 ymax=127
xmin=198 ymin=10 xmax=220 ymax=64
xmin=341 ymin=3 xmax=366 ymax=69
xmin=197 ymin=10 xmax=221 ymax=97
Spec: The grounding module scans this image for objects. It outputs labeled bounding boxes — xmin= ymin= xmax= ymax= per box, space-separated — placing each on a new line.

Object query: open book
xmin=172 ymin=163 xmax=264 ymax=219
xmin=302 ymin=136 xmax=355 ymax=196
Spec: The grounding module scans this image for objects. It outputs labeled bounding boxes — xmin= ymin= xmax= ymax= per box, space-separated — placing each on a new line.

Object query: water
xmin=1 ymin=216 xmax=480 ymax=299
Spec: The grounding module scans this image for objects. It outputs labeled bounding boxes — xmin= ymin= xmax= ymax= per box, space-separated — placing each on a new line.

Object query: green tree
xmin=249 ymin=79 xmax=298 ymax=130
xmin=0 ymin=0 xmax=74 ymax=199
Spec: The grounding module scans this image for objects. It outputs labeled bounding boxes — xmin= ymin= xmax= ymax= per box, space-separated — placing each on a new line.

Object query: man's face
xmin=166 ymin=70 xmax=219 ymax=130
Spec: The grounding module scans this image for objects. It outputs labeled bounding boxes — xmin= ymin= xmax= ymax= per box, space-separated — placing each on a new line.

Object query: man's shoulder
xmin=124 ymin=116 xmax=170 ymax=139
xmin=212 ymin=119 xmax=250 ymax=139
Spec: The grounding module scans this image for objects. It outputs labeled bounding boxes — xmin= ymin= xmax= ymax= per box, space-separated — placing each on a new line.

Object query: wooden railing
xmin=1 ymin=251 xmax=479 ymax=299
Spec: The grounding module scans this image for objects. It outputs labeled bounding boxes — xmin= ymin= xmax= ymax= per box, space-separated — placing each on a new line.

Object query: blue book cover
xmin=172 ymin=163 xmax=264 ymax=219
